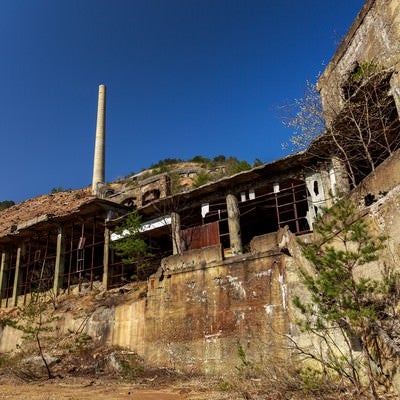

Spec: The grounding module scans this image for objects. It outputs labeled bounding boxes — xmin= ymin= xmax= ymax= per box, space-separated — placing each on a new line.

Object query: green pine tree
xmin=111 ymin=211 xmax=150 ymax=265
xmin=293 ymin=197 xmax=400 ymax=397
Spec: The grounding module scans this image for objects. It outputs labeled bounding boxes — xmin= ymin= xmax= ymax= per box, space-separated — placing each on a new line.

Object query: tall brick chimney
xmin=92 ymin=84 xmax=106 ymax=195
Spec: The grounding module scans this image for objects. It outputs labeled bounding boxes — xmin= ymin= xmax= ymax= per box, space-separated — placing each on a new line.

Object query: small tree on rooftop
xmin=293 ymin=197 xmax=400 ymax=398
xmin=111 ymin=210 xmax=151 ymax=280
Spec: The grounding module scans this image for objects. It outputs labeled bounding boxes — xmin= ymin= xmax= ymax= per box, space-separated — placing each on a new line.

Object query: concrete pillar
xmin=92 ymin=84 xmax=106 ymax=195
xmin=330 ymin=155 xmax=350 ymax=196
xmin=0 ymin=252 xmax=6 ymax=305
xmin=171 ymin=212 xmax=181 ymax=255
xmin=12 ymin=247 xmax=22 ymax=306
xmin=305 ymin=172 xmax=327 ymax=229
xmin=320 ymin=167 xmax=334 ymax=208
xmin=53 ymin=227 xmax=65 ymax=295
xmin=226 ymin=193 xmax=242 ymax=255
xmin=102 ymin=226 xmax=110 ymax=290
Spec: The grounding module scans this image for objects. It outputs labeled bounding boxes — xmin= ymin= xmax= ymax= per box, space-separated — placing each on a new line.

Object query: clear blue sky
xmin=0 ymin=0 xmax=365 ymax=203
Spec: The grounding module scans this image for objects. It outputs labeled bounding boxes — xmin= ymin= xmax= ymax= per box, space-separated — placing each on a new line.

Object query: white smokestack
xmin=92 ymin=84 xmax=106 ymax=195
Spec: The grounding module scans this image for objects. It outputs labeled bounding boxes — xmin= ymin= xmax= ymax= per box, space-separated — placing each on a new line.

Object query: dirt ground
xmin=0 ymin=385 xmax=178 ymax=400
xmin=2 ymin=373 xmax=397 ymax=400
xmin=0 ymin=373 xmax=244 ymax=400
xmin=0 ymin=379 xmax=200 ymax=400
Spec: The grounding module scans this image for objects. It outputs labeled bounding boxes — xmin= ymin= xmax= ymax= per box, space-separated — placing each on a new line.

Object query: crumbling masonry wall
xmin=21 ymin=247 xmax=290 ymax=375
xmin=99 ymin=247 xmax=290 ymax=374
xmin=317 ymin=0 xmax=400 ymax=123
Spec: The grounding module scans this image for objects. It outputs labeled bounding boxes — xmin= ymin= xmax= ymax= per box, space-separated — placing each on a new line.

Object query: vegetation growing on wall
xmin=193 ymin=170 xmax=211 ymax=188
xmin=293 ymin=197 xmax=400 ymax=398
xmin=283 ymin=63 xmax=400 ymax=188
xmin=330 ymin=63 xmax=400 ymax=186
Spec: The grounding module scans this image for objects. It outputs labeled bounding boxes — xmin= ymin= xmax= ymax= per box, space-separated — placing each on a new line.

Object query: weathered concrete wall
xmin=318 ymin=0 xmax=400 ymax=122
xmin=249 ymin=232 xmax=277 ymax=254
xmin=0 ymin=325 xmax=23 ymax=353
xmin=351 ymin=148 xmax=400 ymax=202
xmin=112 ymin=299 xmax=146 ymax=355
xmin=142 ymin=252 xmax=289 ymax=373
xmin=161 ymin=244 xmax=223 ymax=273
xmin=109 ymin=174 xmax=170 ymax=207
xmin=86 ymin=250 xmax=289 ymax=374
xmin=343 ymin=149 xmax=400 ymax=276
xmin=0 ymin=247 xmax=289 ymax=375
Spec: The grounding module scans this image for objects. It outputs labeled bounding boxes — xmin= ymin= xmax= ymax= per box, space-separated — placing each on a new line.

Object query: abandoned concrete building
xmin=0 ymin=0 xmax=399 ymax=373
